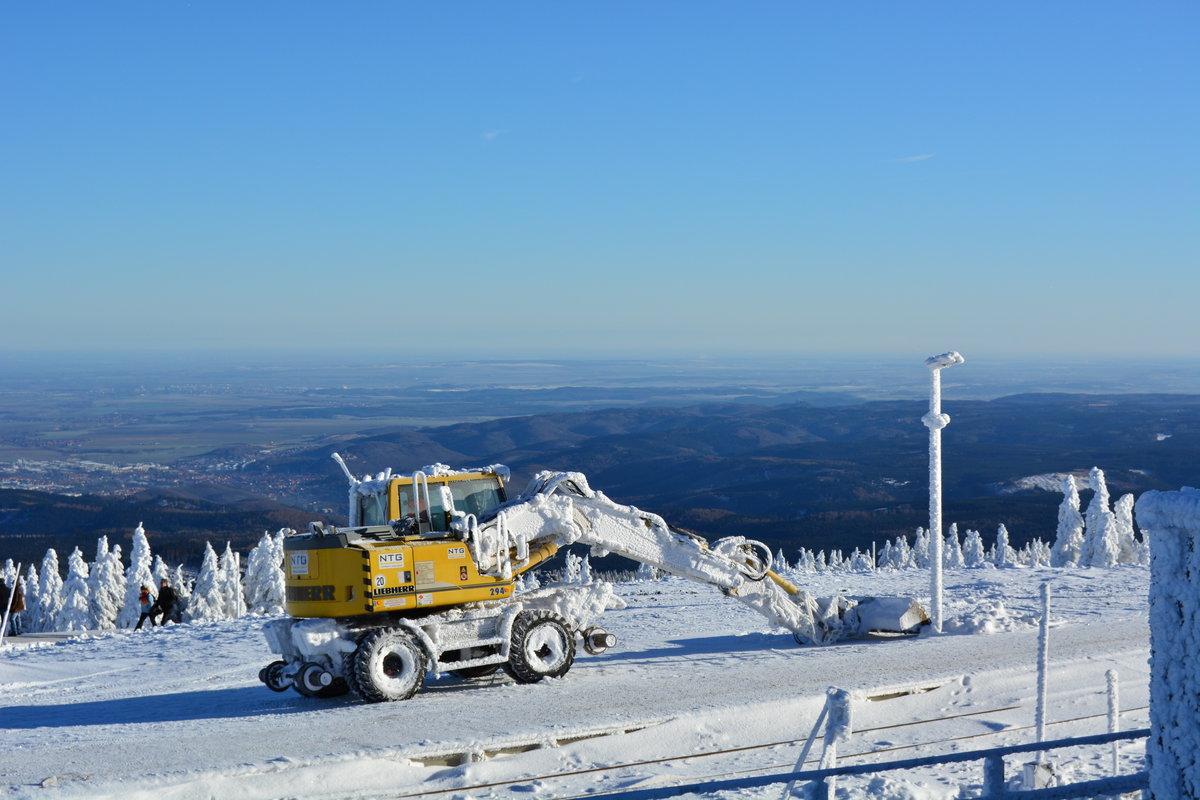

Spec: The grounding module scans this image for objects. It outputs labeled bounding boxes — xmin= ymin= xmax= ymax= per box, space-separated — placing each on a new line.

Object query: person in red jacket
xmin=134 ymin=585 xmax=156 ymax=630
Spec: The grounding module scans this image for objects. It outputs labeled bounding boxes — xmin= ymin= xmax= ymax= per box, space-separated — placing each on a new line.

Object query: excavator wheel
xmin=504 ymin=611 xmax=575 ymax=684
xmin=351 ymin=627 xmax=427 ymax=702
xmin=260 ymin=660 xmax=290 ymax=692
xmin=293 ymin=661 xmax=350 ymax=698
xmin=341 ymin=647 xmax=364 ymax=699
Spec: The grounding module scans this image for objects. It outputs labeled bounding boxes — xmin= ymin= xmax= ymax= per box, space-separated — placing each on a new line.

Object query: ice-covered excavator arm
xmin=462 ymin=471 xmax=926 ymax=644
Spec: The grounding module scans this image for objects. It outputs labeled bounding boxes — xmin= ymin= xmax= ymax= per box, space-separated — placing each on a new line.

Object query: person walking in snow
xmin=151 ymin=578 xmax=178 ymax=625
xmin=134 ymin=584 xmax=156 ymax=629
xmin=1 ymin=578 xmax=24 ymax=636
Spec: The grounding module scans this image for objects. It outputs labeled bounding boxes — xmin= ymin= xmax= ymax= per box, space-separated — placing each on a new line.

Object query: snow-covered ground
xmin=2 ymin=565 xmax=1150 ymax=800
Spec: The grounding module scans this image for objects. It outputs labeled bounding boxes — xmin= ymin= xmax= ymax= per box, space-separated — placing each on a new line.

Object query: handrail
xmin=591 ymin=728 xmax=1150 ymax=800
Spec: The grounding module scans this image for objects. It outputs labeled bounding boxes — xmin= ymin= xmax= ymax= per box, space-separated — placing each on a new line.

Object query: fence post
xmin=983 ymin=754 xmax=1006 ymax=797
xmin=1107 ymin=669 xmax=1119 ymax=776
xmin=782 ymin=696 xmax=830 ymax=799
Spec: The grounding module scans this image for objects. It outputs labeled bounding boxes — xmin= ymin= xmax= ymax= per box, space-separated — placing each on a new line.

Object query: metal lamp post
xmin=923 ymin=351 xmax=964 ymax=634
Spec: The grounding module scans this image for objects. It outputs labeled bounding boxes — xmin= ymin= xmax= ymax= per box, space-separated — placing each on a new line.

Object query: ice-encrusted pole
xmin=922 ymin=351 xmax=964 ymax=634
xmin=1036 ymin=581 xmax=1050 ymax=749
xmin=1106 ymin=669 xmax=1119 ymax=776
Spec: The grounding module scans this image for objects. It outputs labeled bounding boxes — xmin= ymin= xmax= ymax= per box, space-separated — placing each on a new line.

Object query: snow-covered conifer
xmin=36 ymin=549 xmax=64 ymax=632
xmin=893 ymin=536 xmax=913 ymax=569
xmin=218 ymin=543 xmax=245 ymax=618
xmin=563 ymin=551 xmax=583 ymax=584
xmin=877 ymin=541 xmax=896 ymax=570
xmin=579 ymin=555 xmax=593 ymax=585
xmin=22 ymin=563 xmax=40 ymax=632
xmin=944 ymin=524 xmax=964 ymax=568
xmin=814 ymin=551 xmax=827 ymax=572
xmin=185 ymin=543 xmax=223 ymax=622
xmin=962 ymin=529 xmax=987 ymax=568
xmin=523 ymin=569 xmax=542 ymax=591
xmin=1112 ymin=493 xmax=1139 ymax=564
xmin=992 ymin=524 xmax=1014 ymax=568
xmin=1082 ymin=467 xmax=1120 ymax=568
xmin=1050 ymin=476 xmax=1085 ymax=567
xmin=151 ymin=555 xmax=171 ymax=587
xmin=57 ymin=548 xmax=93 ymax=631
xmin=118 ymin=523 xmax=155 ymax=628
xmin=89 ymin=543 xmax=124 ymax=630
xmin=635 ymin=560 xmax=658 ymax=582
xmin=774 ymin=548 xmax=790 ymax=572
xmin=849 ymin=548 xmax=873 ymax=572
xmin=912 ymin=528 xmax=929 ymax=569
xmin=245 ymin=532 xmax=286 ymax=615
xmin=171 ymin=563 xmax=192 ymax=614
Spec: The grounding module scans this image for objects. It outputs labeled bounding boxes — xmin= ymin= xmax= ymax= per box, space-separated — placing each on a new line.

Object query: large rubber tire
xmin=504 ymin=612 xmax=576 ymax=684
xmin=351 ymin=628 xmax=427 ymax=703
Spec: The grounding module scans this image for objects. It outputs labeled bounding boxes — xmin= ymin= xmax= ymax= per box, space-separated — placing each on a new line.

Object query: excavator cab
xmin=354 ymin=471 xmax=508 ymax=533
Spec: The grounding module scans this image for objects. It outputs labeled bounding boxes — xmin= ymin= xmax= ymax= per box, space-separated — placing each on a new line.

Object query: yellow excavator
xmin=260 ymin=456 xmax=927 ymax=702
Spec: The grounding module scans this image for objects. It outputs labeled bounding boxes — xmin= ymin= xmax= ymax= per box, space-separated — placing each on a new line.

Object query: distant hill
xmin=6 ymin=393 xmax=1200 ymax=568
xmin=0 ymin=487 xmax=314 ymax=567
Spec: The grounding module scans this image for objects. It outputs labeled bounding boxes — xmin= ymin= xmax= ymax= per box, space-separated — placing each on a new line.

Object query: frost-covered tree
xmin=118 ymin=524 xmax=155 ymax=628
xmin=893 ymin=536 xmax=913 ymax=570
xmin=912 ymin=528 xmax=930 ymax=569
xmin=1031 ymin=537 xmax=1053 ymax=567
xmin=579 ymin=555 xmax=593 ymax=585
xmin=151 ymin=554 xmax=171 ymax=587
xmin=877 ymin=541 xmax=896 ymax=570
xmin=991 ymin=524 xmax=1015 ymax=568
xmin=218 ymin=543 xmax=245 ymax=618
xmin=962 ymin=529 xmax=987 ymax=568
xmin=22 ymin=563 xmax=40 ymax=632
xmin=36 ymin=549 xmax=64 ymax=633
xmin=1051 ymin=476 xmax=1086 ymax=567
xmin=635 ymin=560 xmax=658 ymax=582
xmin=171 ymin=563 xmax=192 ymax=614
xmin=523 ymin=569 xmax=542 ymax=591
xmin=944 ymin=524 xmax=964 ymax=568
xmin=774 ymin=548 xmax=790 ymax=572
xmin=814 ymin=551 xmax=827 ymax=573
xmin=245 ymin=531 xmax=286 ymax=615
xmin=57 ymin=548 xmax=93 ymax=631
xmin=563 ymin=551 xmax=583 ymax=584
xmin=89 ymin=542 xmax=124 ymax=630
xmin=849 ymin=548 xmax=874 ymax=572
xmin=1112 ymin=493 xmax=1140 ymax=565
xmin=796 ymin=549 xmax=816 ymax=573
xmin=1082 ymin=467 xmax=1120 ymax=568
xmin=185 ymin=543 xmax=223 ymax=622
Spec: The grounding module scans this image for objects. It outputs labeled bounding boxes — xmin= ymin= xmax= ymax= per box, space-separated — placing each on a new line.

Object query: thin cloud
xmin=889 ymin=153 xmax=935 ymax=163
xmin=482 ymin=129 xmax=506 ymax=141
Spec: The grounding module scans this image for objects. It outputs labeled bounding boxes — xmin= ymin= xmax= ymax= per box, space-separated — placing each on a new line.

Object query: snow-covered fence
xmin=1134 ymin=487 xmax=1200 ymax=800
xmin=609 ymin=728 xmax=1149 ymax=800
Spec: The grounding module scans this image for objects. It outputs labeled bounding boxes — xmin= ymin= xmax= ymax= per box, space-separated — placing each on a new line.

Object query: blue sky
xmin=2 ymin=2 xmax=1196 ymax=359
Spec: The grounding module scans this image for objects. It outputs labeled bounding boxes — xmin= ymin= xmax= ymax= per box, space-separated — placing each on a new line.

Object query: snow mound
xmin=940 ymin=599 xmax=1034 ymax=635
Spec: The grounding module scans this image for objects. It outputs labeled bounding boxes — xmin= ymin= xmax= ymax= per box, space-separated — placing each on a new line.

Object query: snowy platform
xmin=1 ymin=566 xmax=1150 ymax=799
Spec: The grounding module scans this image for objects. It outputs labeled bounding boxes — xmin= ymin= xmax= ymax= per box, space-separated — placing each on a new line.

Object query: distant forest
xmin=4 ymin=393 xmax=1198 ymax=570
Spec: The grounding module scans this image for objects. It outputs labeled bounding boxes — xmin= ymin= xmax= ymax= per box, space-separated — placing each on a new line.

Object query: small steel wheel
xmin=351 ymin=628 xmax=427 ymax=702
xmin=293 ymin=661 xmax=349 ymax=698
xmin=505 ymin=611 xmax=575 ymax=684
xmin=260 ymin=660 xmax=290 ymax=692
